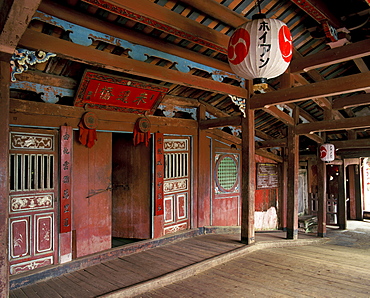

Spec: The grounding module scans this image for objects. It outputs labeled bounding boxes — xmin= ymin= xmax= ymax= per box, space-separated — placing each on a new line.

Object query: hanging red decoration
xmin=133 ymin=117 xmax=151 ymax=146
xmin=228 ymin=13 xmax=293 ymax=92
xmin=319 ymin=143 xmax=335 ymax=162
xmin=78 ymin=112 xmax=98 ymax=148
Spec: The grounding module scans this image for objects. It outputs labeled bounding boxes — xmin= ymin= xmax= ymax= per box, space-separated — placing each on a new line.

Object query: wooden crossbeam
xmin=19 ymin=29 xmax=248 ymax=98
xmin=199 ymin=116 xmax=241 ymax=129
xmin=332 ymin=139 xmax=370 ymax=149
xmin=333 ymin=93 xmax=370 ymax=110
xmin=291 ymin=39 xmax=370 ymax=73
xmin=39 ymin=0 xmax=233 ymax=73
xmin=82 ymin=0 xmax=229 ymax=54
xmin=295 ymin=115 xmax=370 ymax=135
xmin=250 ymin=72 xmax=370 ymax=109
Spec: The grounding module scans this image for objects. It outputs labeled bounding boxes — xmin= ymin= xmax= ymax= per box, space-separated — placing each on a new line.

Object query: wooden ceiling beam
xmin=251 ymin=71 xmax=370 ymax=109
xmin=19 ymin=29 xmax=247 ymax=98
xmin=82 ymin=0 xmax=229 ymax=54
xmin=290 ymin=39 xmax=370 ymax=73
xmin=179 ymin=0 xmax=247 ymax=28
xmin=39 ymin=0 xmax=233 ymax=73
xmin=0 ymin=0 xmax=41 ymax=58
xmin=256 ymin=138 xmax=287 ymax=148
xmin=295 ymin=115 xmax=370 ymax=135
xmin=333 ymin=93 xmax=370 ymax=110
xmin=290 ymin=0 xmax=341 ymax=28
xmin=331 ymin=139 xmax=370 ymax=149
xmin=199 ymin=115 xmax=241 ymax=129
xmin=262 ymin=106 xmax=295 ymax=126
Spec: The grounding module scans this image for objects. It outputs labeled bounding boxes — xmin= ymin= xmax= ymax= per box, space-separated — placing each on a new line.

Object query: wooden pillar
xmin=317 ymin=158 xmax=327 ymax=237
xmin=286 ymin=107 xmax=299 ymax=239
xmin=241 ymin=100 xmax=255 ymax=244
xmin=197 ymin=104 xmax=208 ymax=227
xmin=0 ymin=59 xmax=10 ymax=297
xmin=355 ymin=165 xmax=363 ymax=220
xmin=337 ymin=165 xmax=347 ymax=229
xmin=278 ymin=149 xmax=288 ymax=231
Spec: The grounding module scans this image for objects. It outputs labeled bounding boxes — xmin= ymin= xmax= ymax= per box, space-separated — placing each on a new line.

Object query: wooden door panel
xmin=73 ymin=132 xmax=112 ymax=257
xmin=9 ymin=128 xmax=58 ymax=275
xmin=164 ymin=195 xmax=174 ymax=224
xmin=35 ymin=213 xmax=53 ymax=253
xmin=177 ymin=193 xmax=187 ymax=220
xmin=163 ymin=137 xmax=191 ymax=235
xmin=10 ymin=216 xmax=30 ymax=260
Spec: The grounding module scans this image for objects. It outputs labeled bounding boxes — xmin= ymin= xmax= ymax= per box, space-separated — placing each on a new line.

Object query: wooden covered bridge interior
xmin=2 ymin=0 xmax=370 ymax=296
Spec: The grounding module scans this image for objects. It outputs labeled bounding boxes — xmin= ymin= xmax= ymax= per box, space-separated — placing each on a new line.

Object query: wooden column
xmin=279 ymin=149 xmax=288 ymax=231
xmin=196 ymin=104 xmax=207 ymax=227
xmin=355 ymin=165 xmax=363 ymax=220
xmin=241 ymin=100 xmax=255 ymax=244
xmin=0 ymin=59 xmax=10 ymax=297
xmin=337 ymin=165 xmax=347 ymax=229
xmin=286 ymin=107 xmax=299 ymax=239
xmin=317 ymin=158 xmax=327 ymax=237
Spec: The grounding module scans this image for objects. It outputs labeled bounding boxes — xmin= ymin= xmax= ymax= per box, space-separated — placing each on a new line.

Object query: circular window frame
xmin=215 ymin=154 xmax=239 ymax=193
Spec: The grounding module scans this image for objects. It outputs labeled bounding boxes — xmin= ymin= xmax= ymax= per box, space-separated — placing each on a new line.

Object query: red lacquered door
xmin=9 ymin=128 xmax=58 ymax=275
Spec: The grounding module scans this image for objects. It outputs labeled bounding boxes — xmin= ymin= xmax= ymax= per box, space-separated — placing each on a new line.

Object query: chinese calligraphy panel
xmin=74 ymin=70 xmax=168 ymax=114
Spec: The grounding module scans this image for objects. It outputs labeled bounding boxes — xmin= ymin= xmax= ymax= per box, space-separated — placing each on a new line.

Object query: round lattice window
xmin=216 ymin=155 xmax=238 ymax=192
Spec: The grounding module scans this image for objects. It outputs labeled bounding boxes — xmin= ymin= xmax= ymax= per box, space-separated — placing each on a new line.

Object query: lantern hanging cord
xmin=256 ymin=0 xmax=262 ymax=14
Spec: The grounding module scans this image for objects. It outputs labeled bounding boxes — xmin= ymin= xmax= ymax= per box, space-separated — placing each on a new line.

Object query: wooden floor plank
xmin=10 ymin=229 xmax=370 ymax=298
xmin=143 ymin=248 xmax=197 ymax=267
xmin=157 ymin=245 xmax=207 ymax=262
xmin=100 ymin=259 xmax=145 ymax=284
xmin=16 ymin=287 xmax=40 ymax=298
xmin=9 ymin=289 xmax=28 ymax=298
xmin=83 ymin=264 xmax=127 ymax=287
xmin=44 ymin=279 xmax=76 ymax=298
xmin=26 ymin=282 xmax=62 ymax=298
xmin=251 ymin=250 xmax=370 ymax=294
xmin=59 ymin=273 xmax=97 ymax=297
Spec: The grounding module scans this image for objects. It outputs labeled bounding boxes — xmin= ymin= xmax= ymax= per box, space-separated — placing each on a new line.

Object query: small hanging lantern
xmin=227 ymin=2 xmax=293 ymax=92
xmin=319 ymin=143 xmax=335 ymax=162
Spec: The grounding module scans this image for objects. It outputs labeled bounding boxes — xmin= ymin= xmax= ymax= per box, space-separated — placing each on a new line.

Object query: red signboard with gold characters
xmin=74 ymin=70 xmax=168 ymax=114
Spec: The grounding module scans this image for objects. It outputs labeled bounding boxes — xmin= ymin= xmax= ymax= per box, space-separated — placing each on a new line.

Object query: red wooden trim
xmin=154 ymin=133 xmax=164 ymax=216
xmin=60 ymin=126 xmax=72 ymax=233
xmin=0 ymin=59 xmax=10 ymax=297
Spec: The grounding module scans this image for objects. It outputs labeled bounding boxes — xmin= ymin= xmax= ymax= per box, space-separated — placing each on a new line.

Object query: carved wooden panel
xmin=9 ymin=128 xmax=58 ymax=275
xmin=164 ymin=195 xmax=174 ymax=223
xmin=10 ymin=256 xmax=53 ymax=275
xmin=35 ymin=213 xmax=53 ymax=253
xmin=177 ymin=193 xmax=187 ymax=220
xmin=10 ymin=194 xmax=53 ymax=212
xmin=10 ymin=217 xmax=30 ymax=259
xmin=163 ymin=136 xmax=190 ymax=235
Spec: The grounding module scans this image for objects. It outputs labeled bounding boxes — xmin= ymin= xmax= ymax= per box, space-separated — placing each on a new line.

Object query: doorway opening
xmin=111 ymin=132 xmax=151 ymax=247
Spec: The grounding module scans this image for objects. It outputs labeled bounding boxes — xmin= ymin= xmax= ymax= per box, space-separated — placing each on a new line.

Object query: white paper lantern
xmin=319 ymin=143 xmax=335 ymax=162
xmin=228 ymin=14 xmax=293 ymax=91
